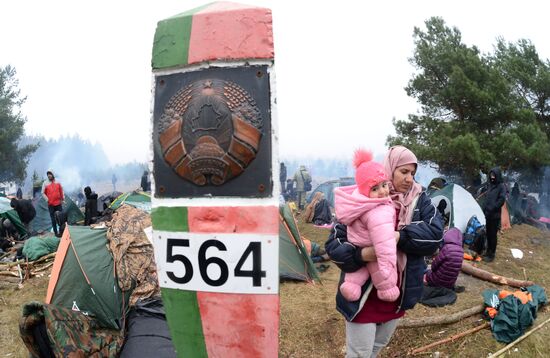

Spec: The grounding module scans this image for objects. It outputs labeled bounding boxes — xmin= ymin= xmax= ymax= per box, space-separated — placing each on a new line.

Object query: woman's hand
xmin=361 ymin=232 xmax=401 ymax=262
xmin=361 ymin=247 xmax=377 ymax=262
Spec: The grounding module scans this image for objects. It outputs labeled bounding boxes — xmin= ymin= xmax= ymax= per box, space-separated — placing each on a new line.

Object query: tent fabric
xmin=0 ymin=197 xmax=27 ymax=236
xmin=430 ymin=184 xmax=486 ymax=232
xmin=307 ymin=178 xmax=355 ymax=208
xmin=19 ymin=302 xmax=123 ymax=357
xmin=106 ymin=205 xmax=160 ymax=306
xmin=46 ymin=226 xmax=128 ymax=330
xmin=483 ymin=285 xmax=547 ymax=343
xmin=109 ymin=191 xmax=151 ymax=213
xmin=119 ymin=298 xmax=176 ymax=358
xmin=22 ymin=235 xmax=60 ymax=261
xmin=31 ymin=196 xmax=84 ymax=233
xmin=279 ymin=204 xmax=320 ymax=282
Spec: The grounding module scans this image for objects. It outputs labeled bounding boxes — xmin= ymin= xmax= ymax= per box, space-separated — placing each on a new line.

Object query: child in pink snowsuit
xmin=334 ymin=149 xmax=399 ymax=302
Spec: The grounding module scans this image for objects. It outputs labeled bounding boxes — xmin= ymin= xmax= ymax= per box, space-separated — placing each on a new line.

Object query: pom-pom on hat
xmin=354 ymin=149 xmax=387 ymax=196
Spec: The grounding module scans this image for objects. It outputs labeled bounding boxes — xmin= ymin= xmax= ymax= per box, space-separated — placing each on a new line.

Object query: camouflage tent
xmin=20 ymin=302 xmax=123 ymax=357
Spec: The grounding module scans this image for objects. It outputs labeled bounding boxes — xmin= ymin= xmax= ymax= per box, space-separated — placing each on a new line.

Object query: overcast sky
xmin=2 ymin=0 xmax=549 ymax=165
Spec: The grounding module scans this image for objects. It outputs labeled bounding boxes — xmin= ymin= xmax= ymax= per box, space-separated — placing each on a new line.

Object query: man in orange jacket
xmin=41 ymin=170 xmax=64 ymax=237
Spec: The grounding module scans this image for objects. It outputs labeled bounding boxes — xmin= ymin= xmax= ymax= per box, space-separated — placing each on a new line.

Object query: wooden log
xmin=461 ymin=262 xmax=534 ymax=287
xmin=488 ymin=316 xmax=550 ymax=357
xmin=31 ymin=262 xmax=54 ymax=274
xmin=0 ymin=252 xmax=56 ymax=268
xmin=0 ymin=271 xmax=18 ymax=277
xmin=410 ymin=322 xmax=490 ymax=355
xmin=398 ymin=304 xmax=485 ymax=329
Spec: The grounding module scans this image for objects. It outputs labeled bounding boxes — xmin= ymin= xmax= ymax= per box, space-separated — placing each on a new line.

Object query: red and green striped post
xmin=151 ymin=2 xmax=278 ymax=357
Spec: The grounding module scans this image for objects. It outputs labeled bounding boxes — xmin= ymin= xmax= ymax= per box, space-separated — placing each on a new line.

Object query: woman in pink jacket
xmin=335 ymin=149 xmax=399 ymax=302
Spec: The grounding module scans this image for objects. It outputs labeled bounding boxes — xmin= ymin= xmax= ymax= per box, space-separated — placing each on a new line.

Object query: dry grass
xmin=2 ymin=215 xmax=550 ymax=357
xmin=0 ymin=272 xmax=49 ymax=357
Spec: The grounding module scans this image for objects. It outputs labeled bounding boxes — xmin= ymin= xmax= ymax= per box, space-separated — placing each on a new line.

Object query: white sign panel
xmin=154 ymin=231 xmax=279 ymax=294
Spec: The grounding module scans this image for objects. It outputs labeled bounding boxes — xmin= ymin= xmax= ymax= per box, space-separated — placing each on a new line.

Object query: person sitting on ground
xmin=302 ymin=237 xmax=329 ymax=263
xmin=10 ymin=198 xmax=36 ymax=237
xmin=0 ymin=218 xmax=18 ymax=241
xmin=312 ymin=194 xmax=333 ymax=226
xmin=425 ymin=227 xmax=464 ymax=292
xmin=305 ymin=192 xmax=333 ymax=226
xmin=436 ymin=200 xmax=450 ymax=227
xmin=334 ymin=149 xmax=400 ymax=302
xmin=0 ymin=219 xmax=16 ymax=252
xmin=305 ymin=192 xmax=323 ymax=223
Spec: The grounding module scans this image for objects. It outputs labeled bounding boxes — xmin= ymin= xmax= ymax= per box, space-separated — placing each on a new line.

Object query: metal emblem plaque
xmin=153 ymin=66 xmax=272 ymax=198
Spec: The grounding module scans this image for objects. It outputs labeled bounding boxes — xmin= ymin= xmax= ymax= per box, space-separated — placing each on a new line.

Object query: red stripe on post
xmin=188 ymin=3 xmax=274 ymax=64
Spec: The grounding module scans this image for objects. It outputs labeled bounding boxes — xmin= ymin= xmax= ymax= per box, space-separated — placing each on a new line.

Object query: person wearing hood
xmin=482 ymin=167 xmax=506 ymax=262
xmin=293 ymin=165 xmax=311 ymax=210
xmin=334 ymin=149 xmax=399 ymax=303
xmin=41 ymin=170 xmax=64 ymax=237
xmin=425 ymin=227 xmax=464 ymax=290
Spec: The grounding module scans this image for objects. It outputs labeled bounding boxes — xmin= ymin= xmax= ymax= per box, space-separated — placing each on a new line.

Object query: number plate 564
xmin=154 ymin=232 xmax=279 ymax=294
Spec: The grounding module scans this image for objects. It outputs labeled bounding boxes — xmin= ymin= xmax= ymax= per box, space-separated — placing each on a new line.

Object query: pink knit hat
xmin=354 ymin=149 xmax=387 ymax=196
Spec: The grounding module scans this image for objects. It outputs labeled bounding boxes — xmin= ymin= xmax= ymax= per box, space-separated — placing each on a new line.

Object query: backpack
xmin=464 ymin=215 xmax=487 ymax=254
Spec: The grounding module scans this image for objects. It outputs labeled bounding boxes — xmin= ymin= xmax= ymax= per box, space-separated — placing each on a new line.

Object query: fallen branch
xmin=488 ymin=316 xmax=550 ymax=357
xmin=0 ymin=271 xmax=18 ymax=277
xmin=0 ymin=252 xmax=56 ymax=268
xmin=410 ymin=322 xmax=490 ymax=355
xmin=462 ymin=262 xmax=534 ymax=287
xmin=398 ymin=304 xmax=485 ymax=329
xmin=32 ymin=253 xmax=56 ymax=265
xmin=31 ymin=262 xmax=54 ymax=274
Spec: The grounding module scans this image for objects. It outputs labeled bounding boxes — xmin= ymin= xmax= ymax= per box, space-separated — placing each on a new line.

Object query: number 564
xmin=166 ymin=239 xmax=266 ymax=287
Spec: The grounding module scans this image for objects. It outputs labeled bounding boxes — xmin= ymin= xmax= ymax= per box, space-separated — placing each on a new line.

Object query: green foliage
xmin=0 ymin=65 xmax=37 ymax=183
xmin=389 ymin=17 xmax=550 ymax=185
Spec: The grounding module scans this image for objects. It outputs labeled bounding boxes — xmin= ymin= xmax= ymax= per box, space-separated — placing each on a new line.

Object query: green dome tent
xmin=279 ymin=204 xmax=320 ymax=282
xmin=429 ymin=183 xmax=486 ymax=232
xmin=45 ymin=226 xmax=129 ymax=330
xmin=31 ymin=196 xmax=84 ymax=233
xmin=0 ymin=197 xmax=26 ymax=236
xmin=109 ymin=191 xmax=151 ymax=213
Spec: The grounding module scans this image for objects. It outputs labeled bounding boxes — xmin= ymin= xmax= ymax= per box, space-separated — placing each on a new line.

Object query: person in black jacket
xmin=83 ymin=186 xmax=99 ymax=226
xmin=141 ymin=171 xmax=150 ymax=192
xmin=325 ymin=146 xmax=443 ymax=357
xmin=280 ymin=162 xmax=287 ymax=193
xmin=482 ymin=167 xmax=506 ymax=262
xmin=10 ymin=198 xmax=36 ymax=237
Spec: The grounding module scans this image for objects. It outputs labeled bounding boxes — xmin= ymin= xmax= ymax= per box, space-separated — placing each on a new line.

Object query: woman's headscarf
xmin=383 ymin=146 xmax=423 ymax=228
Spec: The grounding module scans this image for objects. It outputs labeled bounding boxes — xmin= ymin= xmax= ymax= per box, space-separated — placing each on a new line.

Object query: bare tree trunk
xmin=461 ymin=262 xmax=534 ymax=287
